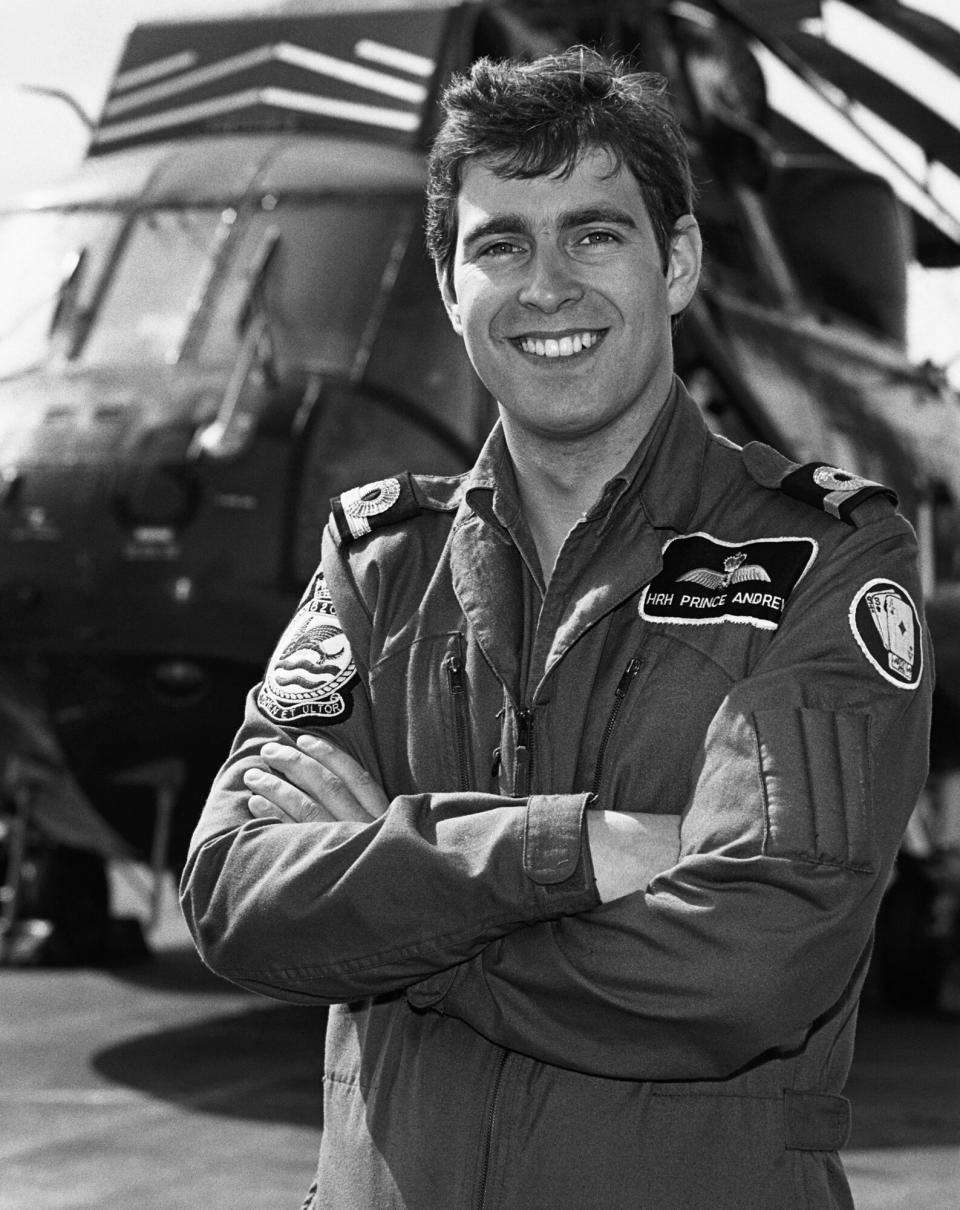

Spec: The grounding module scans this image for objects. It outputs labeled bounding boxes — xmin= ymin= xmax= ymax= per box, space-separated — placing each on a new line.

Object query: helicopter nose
xmin=111 ymin=428 xmax=200 ymax=532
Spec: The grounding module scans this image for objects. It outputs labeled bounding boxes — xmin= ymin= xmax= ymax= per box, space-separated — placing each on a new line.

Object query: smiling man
xmin=440 ymin=146 xmax=701 ymax=579
xmin=181 ymin=51 xmax=932 ymax=1209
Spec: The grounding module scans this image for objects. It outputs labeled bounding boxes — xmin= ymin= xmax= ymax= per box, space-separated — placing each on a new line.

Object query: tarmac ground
xmin=2 ymin=872 xmax=959 ymax=1210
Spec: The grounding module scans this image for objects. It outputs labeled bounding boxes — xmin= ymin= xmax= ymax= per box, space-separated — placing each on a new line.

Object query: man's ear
xmin=665 ymin=216 xmax=702 ymax=317
xmin=436 ymin=262 xmax=463 ymax=335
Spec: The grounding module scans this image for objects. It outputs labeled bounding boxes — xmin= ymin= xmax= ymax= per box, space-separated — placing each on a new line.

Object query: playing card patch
xmin=258 ymin=571 xmax=357 ymax=723
xmin=849 ymin=578 xmax=922 ymax=689
xmin=639 ymin=533 xmax=818 ymax=630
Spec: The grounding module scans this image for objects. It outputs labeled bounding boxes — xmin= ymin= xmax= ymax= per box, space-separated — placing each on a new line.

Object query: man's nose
xmin=517 ymin=246 xmax=584 ymax=312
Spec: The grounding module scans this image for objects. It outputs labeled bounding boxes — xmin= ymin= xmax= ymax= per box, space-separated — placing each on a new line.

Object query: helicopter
xmin=1 ymin=0 xmax=958 ymax=984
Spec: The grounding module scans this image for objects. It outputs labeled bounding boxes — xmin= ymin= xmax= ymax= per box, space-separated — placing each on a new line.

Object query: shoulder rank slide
xmin=742 ymin=444 xmax=897 ymax=525
xmin=331 ymin=472 xmax=421 ymax=545
xmin=780 ymin=463 xmax=898 ymax=524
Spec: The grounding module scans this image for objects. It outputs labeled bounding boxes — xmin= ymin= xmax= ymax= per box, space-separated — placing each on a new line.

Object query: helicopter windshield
xmin=0 ymin=208 xmax=123 ymax=379
xmin=87 ymin=197 xmax=411 ymax=373
xmin=82 ymin=207 xmax=226 ymax=366
xmin=0 ymin=197 xmax=414 ymax=378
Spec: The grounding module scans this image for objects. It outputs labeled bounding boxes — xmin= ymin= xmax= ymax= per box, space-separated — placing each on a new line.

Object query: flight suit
xmin=181 ymin=379 xmax=932 ymax=1209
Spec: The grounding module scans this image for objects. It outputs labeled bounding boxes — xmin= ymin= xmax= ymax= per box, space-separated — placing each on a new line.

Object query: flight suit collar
xmin=533 ymin=380 xmax=710 ymax=685
xmin=451 ymin=379 xmax=712 ymax=698
xmin=447 ymin=435 xmax=525 ymax=703
xmin=462 ymin=377 xmax=708 ymax=538
xmin=594 ymin=376 xmax=708 ymax=535
xmin=462 ymin=422 xmax=521 ymax=539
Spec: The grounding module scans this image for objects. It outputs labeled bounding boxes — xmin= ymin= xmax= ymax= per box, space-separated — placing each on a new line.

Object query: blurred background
xmin=0 ymin=2 xmax=958 ymax=1207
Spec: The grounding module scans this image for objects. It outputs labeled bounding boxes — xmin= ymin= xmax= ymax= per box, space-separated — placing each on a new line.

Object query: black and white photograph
xmin=1 ymin=2 xmax=959 ymax=1206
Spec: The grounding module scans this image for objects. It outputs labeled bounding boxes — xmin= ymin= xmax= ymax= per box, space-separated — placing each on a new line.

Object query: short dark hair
xmin=426 ymin=48 xmax=695 ymax=288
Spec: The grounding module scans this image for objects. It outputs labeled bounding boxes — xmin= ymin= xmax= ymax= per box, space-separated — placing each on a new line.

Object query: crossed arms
xmin=181 ymin=511 xmax=931 ymax=1079
xmin=243 ymin=733 xmax=680 ymax=904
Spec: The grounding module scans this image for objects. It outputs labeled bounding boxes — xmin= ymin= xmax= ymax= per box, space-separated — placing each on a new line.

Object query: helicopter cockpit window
xmin=82 ymin=208 xmax=226 ymax=365
xmin=74 ymin=199 xmax=407 ymax=373
xmin=0 ymin=208 xmax=121 ymax=379
xmin=198 ymin=198 xmax=407 ymax=375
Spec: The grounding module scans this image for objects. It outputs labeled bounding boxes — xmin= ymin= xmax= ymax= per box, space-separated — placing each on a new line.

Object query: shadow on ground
xmin=90 ymin=951 xmax=960 ymax=1150
xmin=846 ymin=1006 xmax=960 ymax=1149
xmin=93 ymin=944 xmax=327 ymax=1126
xmin=102 ymin=941 xmax=250 ymax=995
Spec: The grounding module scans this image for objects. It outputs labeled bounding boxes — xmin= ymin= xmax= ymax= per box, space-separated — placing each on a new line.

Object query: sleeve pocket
xmin=753 ymin=708 xmax=874 ymax=872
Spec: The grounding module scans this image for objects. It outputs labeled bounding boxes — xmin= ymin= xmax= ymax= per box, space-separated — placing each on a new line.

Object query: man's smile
xmin=510 ymin=328 xmax=608 ymax=360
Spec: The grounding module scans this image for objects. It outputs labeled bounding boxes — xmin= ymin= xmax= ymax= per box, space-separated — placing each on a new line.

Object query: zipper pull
xmin=615 ymin=656 xmax=643 ymax=696
xmin=514 ymin=708 xmax=532 ymax=797
xmin=447 ymin=651 xmax=466 ymax=693
xmin=446 ymin=646 xmax=473 ymax=791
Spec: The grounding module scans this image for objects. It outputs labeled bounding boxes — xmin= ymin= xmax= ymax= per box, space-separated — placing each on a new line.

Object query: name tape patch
xmin=849 ymin=578 xmax=922 ymax=689
xmin=639 ymin=533 xmax=818 ymax=630
xmin=258 ymin=571 xmax=357 ymax=724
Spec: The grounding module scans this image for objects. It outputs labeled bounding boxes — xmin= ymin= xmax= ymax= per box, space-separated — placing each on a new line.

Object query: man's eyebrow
xmin=560 ymin=205 xmax=639 ymax=231
xmin=461 ymin=213 xmax=531 ymax=252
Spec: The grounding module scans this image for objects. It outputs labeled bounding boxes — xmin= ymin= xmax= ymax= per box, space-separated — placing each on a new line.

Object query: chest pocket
xmin=367 ymin=631 xmax=501 ymax=797
xmin=584 ymin=630 xmax=742 ymax=814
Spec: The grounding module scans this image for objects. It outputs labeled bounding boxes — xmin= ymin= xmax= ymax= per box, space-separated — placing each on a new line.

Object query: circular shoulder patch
xmin=257 ymin=572 xmax=357 ymax=723
xmin=848 ymin=578 xmax=922 ymax=689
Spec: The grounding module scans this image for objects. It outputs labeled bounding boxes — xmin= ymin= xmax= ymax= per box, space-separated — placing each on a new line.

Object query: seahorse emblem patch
xmin=258 ymin=571 xmax=357 ymax=723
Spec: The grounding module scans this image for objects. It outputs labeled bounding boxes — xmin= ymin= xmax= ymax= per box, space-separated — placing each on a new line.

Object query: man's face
xmin=441 ymin=147 xmax=701 ymax=444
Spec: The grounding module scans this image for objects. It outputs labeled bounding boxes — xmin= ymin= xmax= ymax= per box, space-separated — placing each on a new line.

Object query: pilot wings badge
xmin=258 ymin=570 xmax=358 ymax=723
xmin=676 ymin=551 xmax=772 ymax=591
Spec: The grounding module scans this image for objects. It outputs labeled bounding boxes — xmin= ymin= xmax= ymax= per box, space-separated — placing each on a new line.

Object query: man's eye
xmin=478 ymin=241 xmax=521 ymax=259
xmin=577 ymin=230 xmax=618 ymax=247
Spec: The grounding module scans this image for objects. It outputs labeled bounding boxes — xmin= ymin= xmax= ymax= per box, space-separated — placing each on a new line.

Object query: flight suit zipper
xmin=591 ymin=651 xmax=644 ymax=796
xmin=445 ymin=639 xmax=474 ymax=791
xmin=514 ymin=707 xmax=533 ymax=797
xmin=476 ymin=1049 xmax=509 ymax=1210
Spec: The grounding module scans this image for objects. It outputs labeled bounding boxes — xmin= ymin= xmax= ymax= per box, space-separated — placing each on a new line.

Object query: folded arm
xmin=181 ymin=710 xmax=678 ymax=1003
xmin=247 ymin=733 xmax=678 ymax=900
xmin=405 ymin=522 xmax=933 ymax=1079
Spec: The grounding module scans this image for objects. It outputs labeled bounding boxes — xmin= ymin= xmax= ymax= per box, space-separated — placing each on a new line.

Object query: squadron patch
xmin=639 ymin=533 xmax=818 ymax=630
xmin=849 ymin=578 xmax=922 ymax=689
xmin=257 ymin=571 xmax=357 ymax=724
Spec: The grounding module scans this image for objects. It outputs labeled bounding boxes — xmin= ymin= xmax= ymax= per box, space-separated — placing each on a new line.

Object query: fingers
xmin=295 ymin=734 xmax=390 ymax=818
xmin=246 ymin=738 xmax=387 ymax=823
xmin=243 ymin=769 xmax=337 ymax=824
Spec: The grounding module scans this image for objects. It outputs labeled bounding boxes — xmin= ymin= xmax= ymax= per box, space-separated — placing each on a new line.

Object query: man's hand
xmin=587 ymin=811 xmax=681 ymax=903
xmin=243 ymin=735 xmax=389 ymax=824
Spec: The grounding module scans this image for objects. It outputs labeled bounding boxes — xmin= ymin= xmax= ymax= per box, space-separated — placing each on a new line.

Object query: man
xmin=181 ymin=51 xmax=932 ymax=1209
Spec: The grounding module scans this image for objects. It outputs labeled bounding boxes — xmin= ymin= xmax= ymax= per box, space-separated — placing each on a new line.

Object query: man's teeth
xmin=519 ymin=331 xmax=600 ymax=358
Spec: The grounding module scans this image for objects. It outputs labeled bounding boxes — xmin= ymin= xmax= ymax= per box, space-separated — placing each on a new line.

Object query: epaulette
xmin=329 ymin=471 xmax=461 ymax=546
xmin=741 ymin=443 xmax=898 ymax=526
